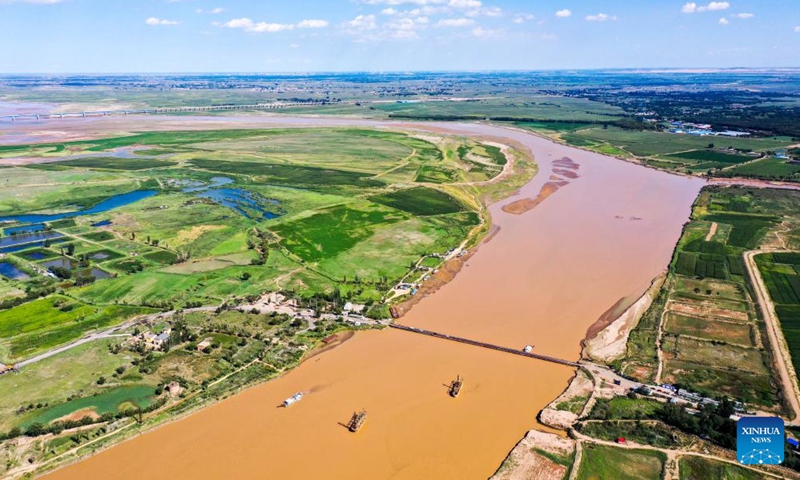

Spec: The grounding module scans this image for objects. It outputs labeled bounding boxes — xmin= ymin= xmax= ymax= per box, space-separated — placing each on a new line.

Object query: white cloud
xmin=795 ymin=26 xmax=800 ymax=33
xmin=146 ymin=17 xmax=179 ymax=26
xmin=733 ymin=13 xmax=753 ymax=19
xmin=297 ymin=19 xmax=329 ymax=28
xmin=585 ymin=13 xmax=616 ymax=22
xmin=541 ymin=33 xmax=557 ymax=41
xmin=382 ymin=8 xmax=398 ymax=15
xmin=682 ymin=1 xmax=730 ymax=13
xmin=471 ymin=25 xmax=502 ymax=37
xmin=555 ymin=9 xmax=571 ymax=18
xmin=513 ymin=14 xmax=535 ymax=24
xmin=222 ymin=17 xmax=329 ymax=33
xmin=449 ymin=0 xmax=481 ymax=7
xmin=197 ymin=7 xmax=225 ymax=14
xmin=705 ymin=2 xmax=730 ymax=11
xmin=437 ymin=17 xmax=474 ymax=27
xmin=223 ymin=18 xmax=293 ymax=33
xmin=347 ymin=14 xmax=378 ymax=30
xmin=718 ymin=17 xmax=729 ymax=25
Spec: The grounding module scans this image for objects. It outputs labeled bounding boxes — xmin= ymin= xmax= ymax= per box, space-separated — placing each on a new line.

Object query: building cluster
xmin=667 ymin=121 xmax=751 ymax=137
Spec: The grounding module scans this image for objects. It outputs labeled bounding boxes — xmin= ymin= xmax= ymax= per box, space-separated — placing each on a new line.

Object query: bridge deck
xmin=388 ymin=324 xmax=579 ymax=368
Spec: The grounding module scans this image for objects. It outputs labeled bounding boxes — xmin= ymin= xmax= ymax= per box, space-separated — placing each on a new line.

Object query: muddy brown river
xmin=18 ymin=117 xmax=704 ymax=480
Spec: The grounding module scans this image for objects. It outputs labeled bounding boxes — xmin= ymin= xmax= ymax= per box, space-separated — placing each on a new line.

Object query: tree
xmin=66 ymin=244 xmax=76 ymax=256
xmin=241 ymin=272 xmax=251 ymax=281
xmin=96 ymin=376 xmax=106 ymax=385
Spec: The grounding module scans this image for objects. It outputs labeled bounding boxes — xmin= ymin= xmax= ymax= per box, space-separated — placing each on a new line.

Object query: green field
xmin=679 ymin=455 xmax=764 ymax=480
xmin=53 ymin=157 xmax=177 ymax=171
xmin=370 ymin=187 xmax=465 ymax=216
xmin=0 ymin=297 xmax=154 ymax=362
xmin=622 ymin=186 xmax=795 ymax=408
xmin=721 ymin=157 xmax=800 ymax=179
xmin=757 ymin=253 xmax=800 ymax=376
xmin=563 ymin=127 xmax=792 ymax=158
xmin=663 ymin=150 xmax=752 ymax=164
xmin=576 ymin=444 xmax=665 ymax=480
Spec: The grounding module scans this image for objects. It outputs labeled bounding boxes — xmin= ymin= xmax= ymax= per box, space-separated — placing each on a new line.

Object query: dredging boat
xmin=448 ymin=375 xmax=463 ymax=398
xmin=282 ymin=392 xmax=304 ymax=407
xmin=347 ymin=409 xmax=367 ymax=432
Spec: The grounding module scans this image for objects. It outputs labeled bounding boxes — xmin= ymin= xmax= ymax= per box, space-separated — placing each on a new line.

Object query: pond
xmin=0 ymin=190 xmax=157 ymax=225
xmin=41 ymin=258 xmax=112 ymax=279
xmin=0 ymin=238 xmax=66 ymax=254
xmin=181 ymin=176 xmax=234 ymax=193
xmin=92 ymin=220 xmax=112 ymax=227
xmin=196 ymin=188 xmax=280 ymax=220
xmin=0 ymin=261 xmax=30 ymax=280
xmin=0 ymin=231 xmax=63 ymax=248
xmin=4 ymin=224 xmax=45 ymax=235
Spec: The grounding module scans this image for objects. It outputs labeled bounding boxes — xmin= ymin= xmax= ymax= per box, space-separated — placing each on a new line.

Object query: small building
xmin=197 ymin=339 xmax=212 ymax=352
xmin=166 ymin=381 xmax=183 ymax=396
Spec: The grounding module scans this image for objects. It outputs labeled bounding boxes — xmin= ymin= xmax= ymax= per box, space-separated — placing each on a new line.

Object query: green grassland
xmin=576 ymin=444 xmax=665 ymax=480
xmin=0 ymin=127 xmax=495 ymax=316
xmin=721 ymin=157 xmax=800 ymax=179
xmin=0 ymin=297 xmax=154 ymax=363
xmin=678 ymin=456 xmax=765 ymax=480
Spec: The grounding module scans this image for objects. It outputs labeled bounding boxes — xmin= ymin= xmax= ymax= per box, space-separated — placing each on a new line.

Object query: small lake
xmin=179 ymin=177 xmax=280 ymax=220
xmin=181 ymin=176 xmax=234 ymax=193
xmin=197 ymin=188 xmax=280 ymax=220
xmin=0 ymin=190 xmax=157 ymax=225
xmin=0 ymin=261 xmax=30 ymax=280
xmin=41 ymin=258 xmax=112 ymax=279
xmin=92 ymin=220 xmax=112 ymax=227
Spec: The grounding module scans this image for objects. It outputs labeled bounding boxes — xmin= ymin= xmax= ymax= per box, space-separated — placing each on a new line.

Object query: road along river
xmin=25 ymin=117 xmax=705 ymax=480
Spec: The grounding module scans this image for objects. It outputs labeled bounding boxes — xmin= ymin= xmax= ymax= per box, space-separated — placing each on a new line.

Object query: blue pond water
xmin=197 ymin=188 xmax=280 ymax=220
xmin=92 ymin=220 xmax=112 ymax=227
xmin=41 ymin=258 xmax=112 ymax=279
xmin=0 ymin=261 xmax=30 ymax=280
xmin=0 ymin=238 xmax=66 ymax=254
xmin=182 ymin=176 xmax=234 ymax=193
xmin=0 ymin=231 xmax=63 ymax=248
xmin=0 ymin=190 xmax=157 ymax=225
xmin=181 ymin=177 xmax=280 ymax=220
xmin=4 ymin=224 xmax=45 ymax=235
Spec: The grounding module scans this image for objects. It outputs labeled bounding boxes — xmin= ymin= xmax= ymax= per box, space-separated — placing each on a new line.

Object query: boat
xmin=448 ymin=375 xmax=463 ymax=398
xmin=347 ymin=409 xmax=367 ymax=432
xmin=282 ymin=392 xmax=304 ymax=407
xmin=523 ymin=345 xmax=533 ymax=353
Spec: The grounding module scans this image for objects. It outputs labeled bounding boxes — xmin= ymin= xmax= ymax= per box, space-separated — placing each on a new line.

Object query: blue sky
xmin=0 ymin=0 xmax=798 ymax=73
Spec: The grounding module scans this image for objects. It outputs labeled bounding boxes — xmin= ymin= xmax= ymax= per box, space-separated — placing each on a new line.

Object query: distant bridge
xmin=0 ymin=101 xmax=331 ymax=123
xmin=388 ymin=324 xmax=579 ymax=368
